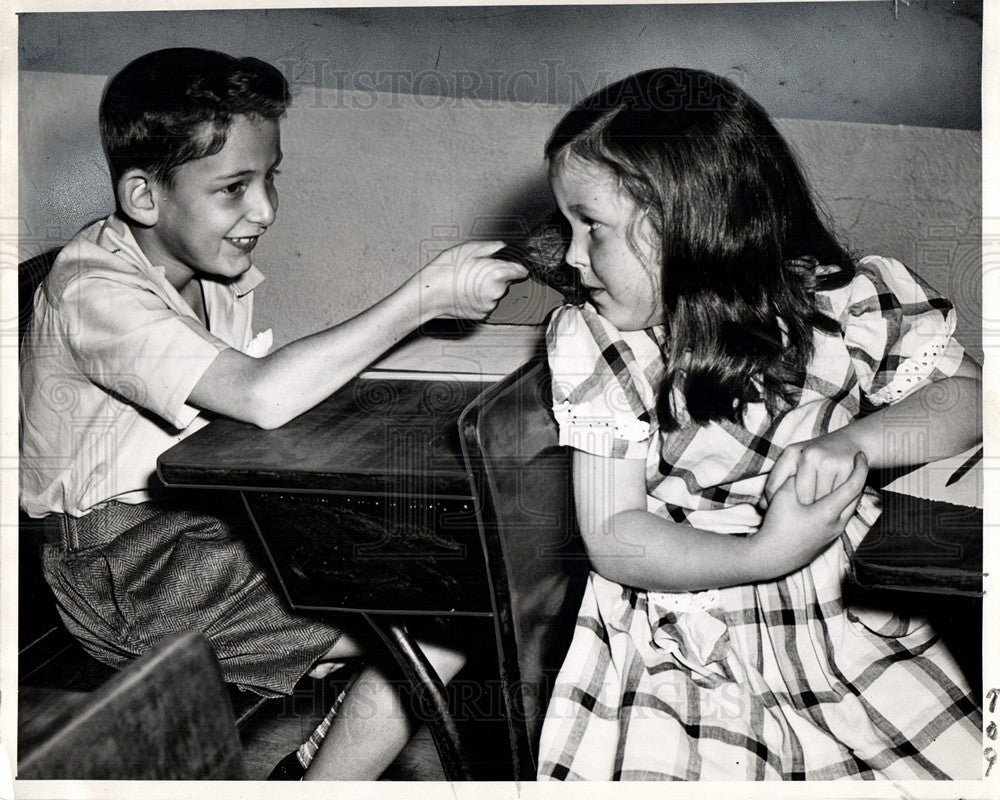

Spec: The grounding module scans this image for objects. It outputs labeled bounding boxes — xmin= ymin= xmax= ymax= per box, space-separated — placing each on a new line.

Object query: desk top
xmin=361 ymin=322 xmax=545 ymax=381
xmin=157 ymin=376 xmax=493 ymax=497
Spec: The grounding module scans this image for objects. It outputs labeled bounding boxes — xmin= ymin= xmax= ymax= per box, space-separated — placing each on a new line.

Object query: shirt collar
xmin=229 ymin=263 xmax=266 ymax=297
xmin=96 ymin=213 xmax=266 ymax=298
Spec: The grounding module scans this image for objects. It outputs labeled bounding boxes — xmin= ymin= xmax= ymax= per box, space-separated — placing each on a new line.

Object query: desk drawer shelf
xmin=244 ymin=491 xmax=493 ymax=615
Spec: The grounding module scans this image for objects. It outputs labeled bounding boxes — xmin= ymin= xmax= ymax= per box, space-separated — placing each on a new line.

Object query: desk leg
xmin=361 ymin=613 xmax=472 ymax=781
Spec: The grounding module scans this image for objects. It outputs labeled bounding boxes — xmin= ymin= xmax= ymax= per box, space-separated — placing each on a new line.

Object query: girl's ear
xmin=117 ymin=169 xmax=159 ymax=226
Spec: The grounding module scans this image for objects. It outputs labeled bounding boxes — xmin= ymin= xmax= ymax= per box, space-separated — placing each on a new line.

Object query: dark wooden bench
xmin=18 ymin=630 xmax=248 ymax=780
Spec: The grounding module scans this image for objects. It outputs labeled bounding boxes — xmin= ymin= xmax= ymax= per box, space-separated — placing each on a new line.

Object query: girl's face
xmin=550 ymin=155 xmax=664 ymax=331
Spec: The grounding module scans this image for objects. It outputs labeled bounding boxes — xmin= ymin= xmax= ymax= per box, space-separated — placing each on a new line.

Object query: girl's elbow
xmin=588 ymin=555 xmax=630 ymax=585
xmin=581 ymin=530 xmax=631 ymax=584
xmin=249 ymin=411 xmax=287 ymax=430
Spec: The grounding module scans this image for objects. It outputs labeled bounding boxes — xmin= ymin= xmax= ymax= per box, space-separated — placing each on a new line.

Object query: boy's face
xmin=142 ymin=114 xmax=282 ymax=288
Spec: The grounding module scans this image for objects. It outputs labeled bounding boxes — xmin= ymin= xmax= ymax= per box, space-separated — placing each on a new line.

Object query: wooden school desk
xmin=157 ymin=323 xmax=547 ymax=780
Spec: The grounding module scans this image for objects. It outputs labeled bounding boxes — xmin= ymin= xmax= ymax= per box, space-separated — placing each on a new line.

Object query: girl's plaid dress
xmin=537 ymin=256 xmax=982 ymax=780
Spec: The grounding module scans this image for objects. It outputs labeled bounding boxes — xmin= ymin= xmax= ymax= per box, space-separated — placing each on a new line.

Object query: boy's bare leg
xmin=303 ymin=637 xmax=466 ymax=780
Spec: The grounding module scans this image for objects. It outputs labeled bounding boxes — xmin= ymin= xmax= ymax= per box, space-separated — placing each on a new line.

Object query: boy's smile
xmin=131 ymin=114 xmax=282 ymax=291
xmin=225 ymin=236 xmax=262 ymax=252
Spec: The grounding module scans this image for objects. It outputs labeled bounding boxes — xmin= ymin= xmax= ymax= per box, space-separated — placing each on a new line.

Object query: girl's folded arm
xmin=575 ymin=448 xmax=868 ymax=593
xmin=765 ymin=353 xmax=982 ymax=506
xmin=839 ymin=353 xmax=982 ymax=468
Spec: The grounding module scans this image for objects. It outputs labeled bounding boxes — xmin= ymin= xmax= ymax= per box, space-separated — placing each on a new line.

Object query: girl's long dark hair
xmin=546 ymin=68 xmax=854 ymax=430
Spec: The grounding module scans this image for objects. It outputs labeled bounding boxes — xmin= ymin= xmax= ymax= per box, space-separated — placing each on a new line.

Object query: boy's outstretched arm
xmin=764 ymin=353 xmax=982 ymax=506
xmin=187 ymin=242 xmax=527 ymax=428
xmin=571 ymin=448 xmax=867 ymax=593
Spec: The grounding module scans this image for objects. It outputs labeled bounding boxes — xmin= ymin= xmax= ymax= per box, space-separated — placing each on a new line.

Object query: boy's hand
xmin=418 ymin=241 xmax=529 ymax=320
xmin=752 ymin=451 xmax=868 ymax=579
xmin=764 ymin=431 xmax=868 ymax=507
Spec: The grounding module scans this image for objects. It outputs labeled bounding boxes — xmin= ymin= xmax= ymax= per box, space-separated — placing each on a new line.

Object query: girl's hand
xmin=764 ymin=430 xmax=868 ymax=507
xmin=417 ymin=241 xmax=529 ymax=320
xmin=752 ymin=451 xmax=868 ymax=579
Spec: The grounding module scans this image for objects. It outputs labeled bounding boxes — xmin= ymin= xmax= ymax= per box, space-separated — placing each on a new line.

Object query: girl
xmin=536 ymin=68 xmax=982 ymax=780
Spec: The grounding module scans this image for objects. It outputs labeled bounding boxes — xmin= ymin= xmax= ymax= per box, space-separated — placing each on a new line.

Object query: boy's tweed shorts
xmin=39 ymin=492 xmax=343 ymax=697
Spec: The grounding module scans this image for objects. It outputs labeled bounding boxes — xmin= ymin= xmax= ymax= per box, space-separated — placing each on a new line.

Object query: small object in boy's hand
xmin=492 ymin=214 xmax=585 ymax=304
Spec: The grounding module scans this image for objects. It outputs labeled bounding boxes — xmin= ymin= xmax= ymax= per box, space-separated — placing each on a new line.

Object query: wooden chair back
xmin=459 ymin=355 xmax=589 ymax=778
xmin=19 ymin=249 xmax=60 ymax=346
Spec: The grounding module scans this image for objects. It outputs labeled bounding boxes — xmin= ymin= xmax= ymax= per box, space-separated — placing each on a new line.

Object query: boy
xmin=19 ymin=47 xmax=526 ymax=779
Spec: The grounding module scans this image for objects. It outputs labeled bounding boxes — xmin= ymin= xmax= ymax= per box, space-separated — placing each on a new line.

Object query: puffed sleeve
xmin=59 ymin=275 xmax=230 ymax=429
xmin=820 ymin=256 xmax=966 ymax=407
xmin=545 ymin=303 xmax=663 ymax=459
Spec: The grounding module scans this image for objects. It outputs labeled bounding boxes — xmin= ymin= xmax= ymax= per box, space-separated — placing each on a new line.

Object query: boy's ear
xmin=117 ymin=169 xmax=160 ymax=226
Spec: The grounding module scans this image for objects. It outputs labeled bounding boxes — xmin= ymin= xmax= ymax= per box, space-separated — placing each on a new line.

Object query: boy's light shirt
xmin=20 ymin=213 xmax=270 ymax=518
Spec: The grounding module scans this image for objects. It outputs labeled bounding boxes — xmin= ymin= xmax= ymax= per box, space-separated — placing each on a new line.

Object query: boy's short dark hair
xmin=100 ymin=48 xmax=290 ymax=187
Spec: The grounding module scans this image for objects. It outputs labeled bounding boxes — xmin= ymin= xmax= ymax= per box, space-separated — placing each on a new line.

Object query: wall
xmin=19 ymin=3 xmax=982 ymax=128
xmin=18 ymin=71 xmax=982 ymax=357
